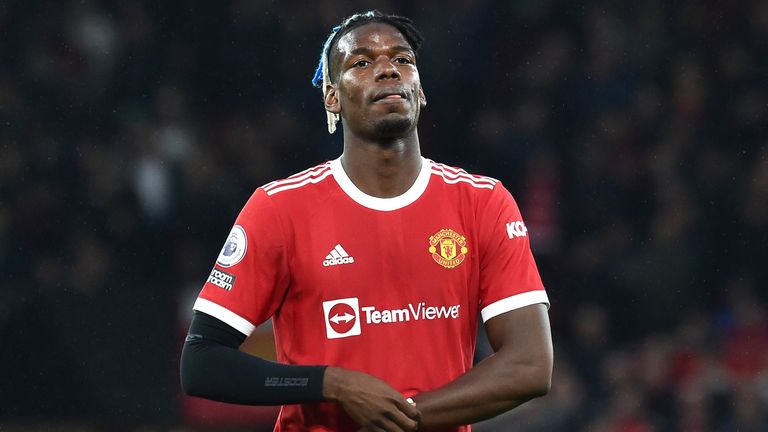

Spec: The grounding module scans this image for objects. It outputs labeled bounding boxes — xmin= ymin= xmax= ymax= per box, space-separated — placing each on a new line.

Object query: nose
xmin=373 ymin=56 xmax=400 ymax=81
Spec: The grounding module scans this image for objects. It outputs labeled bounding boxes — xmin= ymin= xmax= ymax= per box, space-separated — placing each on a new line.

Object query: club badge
xmin=428 ymin=228 xmax=468 ymax=269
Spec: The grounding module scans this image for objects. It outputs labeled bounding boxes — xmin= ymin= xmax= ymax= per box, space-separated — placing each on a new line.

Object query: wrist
xmin=322 ymin=366 xmax=347 ymax=402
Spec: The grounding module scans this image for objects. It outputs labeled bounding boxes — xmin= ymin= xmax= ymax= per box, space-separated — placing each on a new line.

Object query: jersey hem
xmin=481 ymin=290 xmax=550 ymax=322
xmin=193 ymin=297 xmax=256 ymax=336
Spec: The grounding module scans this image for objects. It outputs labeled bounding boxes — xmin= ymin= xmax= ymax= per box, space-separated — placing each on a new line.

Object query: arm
xmin=181 ymin=311 xmax=420 ymax=431
xmin=411 ymin=303 xmax=553 ymax=429
xmin=180 ymin=311 xmax=326 ymax=404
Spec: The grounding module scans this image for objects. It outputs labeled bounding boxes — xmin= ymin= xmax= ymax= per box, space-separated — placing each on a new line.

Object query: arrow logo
xmin=323 ymin=297 xmax=361 ymax=339
xmin=330 ymin=312 xmax=354 ymax=324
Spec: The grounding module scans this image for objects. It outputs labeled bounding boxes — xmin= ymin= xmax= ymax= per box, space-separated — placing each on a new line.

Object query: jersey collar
xmin=330 ymin=157 xmax=432 ymax=211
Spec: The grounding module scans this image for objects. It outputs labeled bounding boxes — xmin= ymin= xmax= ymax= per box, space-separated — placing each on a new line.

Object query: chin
xmin=372 ymin=116 xmax=414 ymax=138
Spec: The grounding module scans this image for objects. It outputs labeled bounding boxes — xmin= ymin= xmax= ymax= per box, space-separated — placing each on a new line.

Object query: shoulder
xmin=427 ymin=160 xmax=520 ymax=213
xmin=428 ymin=160 xmax=501 ymax=192
xmin=259 ymin=161 xmax=334 ymax=197
xmin=237 ymin=161 xmax=334 ymax=222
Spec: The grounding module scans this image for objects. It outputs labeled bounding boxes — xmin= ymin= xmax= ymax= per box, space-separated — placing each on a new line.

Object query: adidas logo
xmin=323 ymin=244 xmax=355 ymax=267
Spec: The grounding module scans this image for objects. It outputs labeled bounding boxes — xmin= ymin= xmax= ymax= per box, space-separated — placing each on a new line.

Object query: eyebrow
xmin=348 ymin=45 xmax=415 ymax=56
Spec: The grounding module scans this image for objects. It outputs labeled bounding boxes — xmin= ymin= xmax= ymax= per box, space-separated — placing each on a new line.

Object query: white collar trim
xmin=330 ymin=157 xmax=431 ymax=211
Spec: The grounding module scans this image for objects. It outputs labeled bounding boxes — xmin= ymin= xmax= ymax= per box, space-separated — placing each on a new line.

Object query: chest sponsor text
xmin=361 ymin=302 xmax=461 ymax=324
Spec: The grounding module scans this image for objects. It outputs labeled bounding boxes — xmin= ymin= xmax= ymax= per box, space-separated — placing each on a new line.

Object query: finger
xmin=373 ymin=416 xmax=409 ymax=432
xmin=385 ymin=408 xmax=420 ymax=432
xmin=396 ymin=399 xmax=422 ymax=421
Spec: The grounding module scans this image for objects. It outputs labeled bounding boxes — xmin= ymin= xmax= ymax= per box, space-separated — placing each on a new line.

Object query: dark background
xmin=1 ymin=0 xmax=766 ymax=430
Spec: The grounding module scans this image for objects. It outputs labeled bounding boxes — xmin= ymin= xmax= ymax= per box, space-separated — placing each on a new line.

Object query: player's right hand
xmin=323 ymin=366 xmax=421 ymax=432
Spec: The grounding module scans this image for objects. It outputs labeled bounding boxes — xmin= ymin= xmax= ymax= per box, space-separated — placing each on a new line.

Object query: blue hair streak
xmin=311 ymin=25 xmax=341 ymax=88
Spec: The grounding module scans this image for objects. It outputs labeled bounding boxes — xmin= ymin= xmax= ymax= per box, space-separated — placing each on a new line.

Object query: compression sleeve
xmin=180 ymin=311 xmax=327 ymax=405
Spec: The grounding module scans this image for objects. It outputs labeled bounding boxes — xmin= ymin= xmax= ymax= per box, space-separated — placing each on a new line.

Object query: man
xmin=181 ymin=10 xmax=553 ymax=432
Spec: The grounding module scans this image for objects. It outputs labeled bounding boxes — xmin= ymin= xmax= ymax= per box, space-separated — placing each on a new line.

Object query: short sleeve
xmin=478 ymin=182 xmax=548 ymax=323
xmin=193 ymin=188 xmax=290 ymax=336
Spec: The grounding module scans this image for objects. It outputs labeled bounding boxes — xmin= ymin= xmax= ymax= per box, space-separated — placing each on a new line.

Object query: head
xmin=312 ymin=11 xmax=427 ymax=138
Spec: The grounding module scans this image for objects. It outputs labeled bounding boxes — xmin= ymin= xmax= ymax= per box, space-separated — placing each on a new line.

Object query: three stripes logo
xmin=323 ymin=244 xmax=355 ymax=267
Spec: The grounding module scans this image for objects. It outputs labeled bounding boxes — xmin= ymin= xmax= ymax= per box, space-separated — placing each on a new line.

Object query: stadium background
xmin=1 ymin=0 xmax=766 ymax=430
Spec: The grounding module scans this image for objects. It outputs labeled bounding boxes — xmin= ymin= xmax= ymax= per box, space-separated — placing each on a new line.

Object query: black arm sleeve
xmin=180 ymin=311 xmax=327 ymax=405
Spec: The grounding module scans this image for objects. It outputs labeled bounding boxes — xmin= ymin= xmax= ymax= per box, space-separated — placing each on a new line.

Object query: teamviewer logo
xmin=323 ymin=297 xmax=361 ymax=339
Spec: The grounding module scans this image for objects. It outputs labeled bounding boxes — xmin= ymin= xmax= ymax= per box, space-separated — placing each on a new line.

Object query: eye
xmin=353 ymin=60 xmax=370 ymax=68
xmin=394 ymin=57 xmax=414 ymax=64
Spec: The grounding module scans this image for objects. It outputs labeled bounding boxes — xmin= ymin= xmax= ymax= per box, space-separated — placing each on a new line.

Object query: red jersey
xmin=194 ymin=157 xmax=548 ymax=431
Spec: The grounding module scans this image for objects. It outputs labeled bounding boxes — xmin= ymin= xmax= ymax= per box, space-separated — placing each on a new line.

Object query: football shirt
xmin=194 ymin=157 xmax=549 ymax=431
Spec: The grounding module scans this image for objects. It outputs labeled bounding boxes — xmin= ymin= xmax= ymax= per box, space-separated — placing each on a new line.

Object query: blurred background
xmin=1 ymin=0 xmax=766 ymax=430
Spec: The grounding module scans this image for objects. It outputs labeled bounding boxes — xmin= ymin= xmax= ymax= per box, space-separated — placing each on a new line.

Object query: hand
xmin=323 ymin=366 xmax=421 ymax=431
xmin=357 ymin=400 xmax=417 ymax=432
xmin=356 ymin=398 xmax=417 ymax=432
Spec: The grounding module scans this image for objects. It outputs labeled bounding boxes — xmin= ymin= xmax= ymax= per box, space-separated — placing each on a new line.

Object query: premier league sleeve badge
xmin=216 ymin=225 xmax=248 ymax=267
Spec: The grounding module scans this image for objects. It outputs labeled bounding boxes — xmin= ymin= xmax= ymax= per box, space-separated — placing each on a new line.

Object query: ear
xmin=324 ymin=84 xmax=341 ymax=114
xmin=418 ymin=86 xmax=427 ymax=108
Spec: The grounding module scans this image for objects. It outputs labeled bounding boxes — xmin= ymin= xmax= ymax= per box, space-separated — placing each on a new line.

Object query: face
xmin=325 ymin=23 xmax=427 ymax=139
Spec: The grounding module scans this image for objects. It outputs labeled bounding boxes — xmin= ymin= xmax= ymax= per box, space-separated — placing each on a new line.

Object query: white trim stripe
xmin=265 ymin=162 xmax=331 ymax=187
xmin=435 ymin=163 xmax=499 ymax=184
xmin=438 ymin=164 xmax=498 ymax=183
xmin=263 ymin=164 xmax=331 ymax=192
xmin=331 ymin=157 xmax=432 ymax=211
xmin=276 ymin=164 xmax=330 ymax=184
xmin=286 ymin=162 xmax=331 ymax=179
xmin=434 ymin=170 xmax=497 ymax=186
xmin=265 ymin=170 xmax=333 ymax=196
xmin=193 ymin=298 xmax=256 ymax=336
xmin=432 ymin=163 xmax=498 ymax=185
xmin=432 ymin=170 xmax=496 ymax=189
xmin=481 ymin=290 xmax=550 ymax=323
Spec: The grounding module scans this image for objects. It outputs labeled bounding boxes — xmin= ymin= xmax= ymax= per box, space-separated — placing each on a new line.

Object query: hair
xmin=311 ymin=10 xmax=424 ymax=134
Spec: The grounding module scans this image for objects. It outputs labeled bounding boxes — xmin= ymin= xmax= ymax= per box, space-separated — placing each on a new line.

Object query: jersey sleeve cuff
xmin=481 ymin=290 xmax=550 ymax=323
xmin=193 ymin=298 xmax=256 ymax=336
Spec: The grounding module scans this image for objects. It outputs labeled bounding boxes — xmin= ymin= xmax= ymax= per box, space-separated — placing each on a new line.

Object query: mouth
xmin=372 ymin=89 xmax=408 ymax=103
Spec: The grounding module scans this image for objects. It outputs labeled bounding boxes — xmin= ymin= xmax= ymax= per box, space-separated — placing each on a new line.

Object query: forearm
xmin=414 ymin=305 xmax=554 ymax=429
xmin=412 ymin=350 xmax=550 ymax=429
xmin=180 ymin=311 xmax=326 ymax=405
xmin=180 ymin=335 xmax=326 ymax=405
xmin=181 ymin=313 xmax=420 ymax=430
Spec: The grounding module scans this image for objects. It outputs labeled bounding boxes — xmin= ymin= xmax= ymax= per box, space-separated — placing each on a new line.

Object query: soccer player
xmin=181 ymin=10 xmax=553 ymax=432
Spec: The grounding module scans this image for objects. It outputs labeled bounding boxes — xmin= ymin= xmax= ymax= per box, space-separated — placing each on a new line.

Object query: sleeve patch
xmin=216 ymin=225 xmax=248 ymax=267
xmin=207 ymin=268 xmax=236 ymax=291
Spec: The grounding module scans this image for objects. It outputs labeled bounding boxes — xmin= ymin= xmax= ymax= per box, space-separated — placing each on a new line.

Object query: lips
xmin=372 ymin=89 xmax=407 ymax=102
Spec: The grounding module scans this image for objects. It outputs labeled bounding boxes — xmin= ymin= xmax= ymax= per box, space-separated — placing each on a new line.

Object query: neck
xmin=339 ymin=129 xmax=422 ymax=198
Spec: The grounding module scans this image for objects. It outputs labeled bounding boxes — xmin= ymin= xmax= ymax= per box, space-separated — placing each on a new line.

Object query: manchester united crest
xmin=428 ymin=228 xmax=468 ymax=269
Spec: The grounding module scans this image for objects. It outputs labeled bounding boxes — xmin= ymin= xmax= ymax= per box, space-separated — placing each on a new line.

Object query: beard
xmin=372 ymin=114 xmax=415 ymax=139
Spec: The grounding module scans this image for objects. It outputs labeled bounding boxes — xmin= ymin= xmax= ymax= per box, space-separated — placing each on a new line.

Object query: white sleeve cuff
xmin=481 ymin=290 xmax=550 ymax=323
xmin=193 ymin=298 xmax=256 ymax=336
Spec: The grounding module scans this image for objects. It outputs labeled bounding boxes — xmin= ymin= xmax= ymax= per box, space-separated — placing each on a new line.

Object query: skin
xmin=410 ymin=305 xmax=553 ymax=429
xmin=320 ymin=22 xmax=554 ymax=431
xmin=324 ymin=22 xmax=426 ymax=199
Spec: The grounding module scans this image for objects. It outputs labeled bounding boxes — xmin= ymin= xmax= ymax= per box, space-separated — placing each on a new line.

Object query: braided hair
xmin=311 ymin=11 xmax=424 ymax=134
